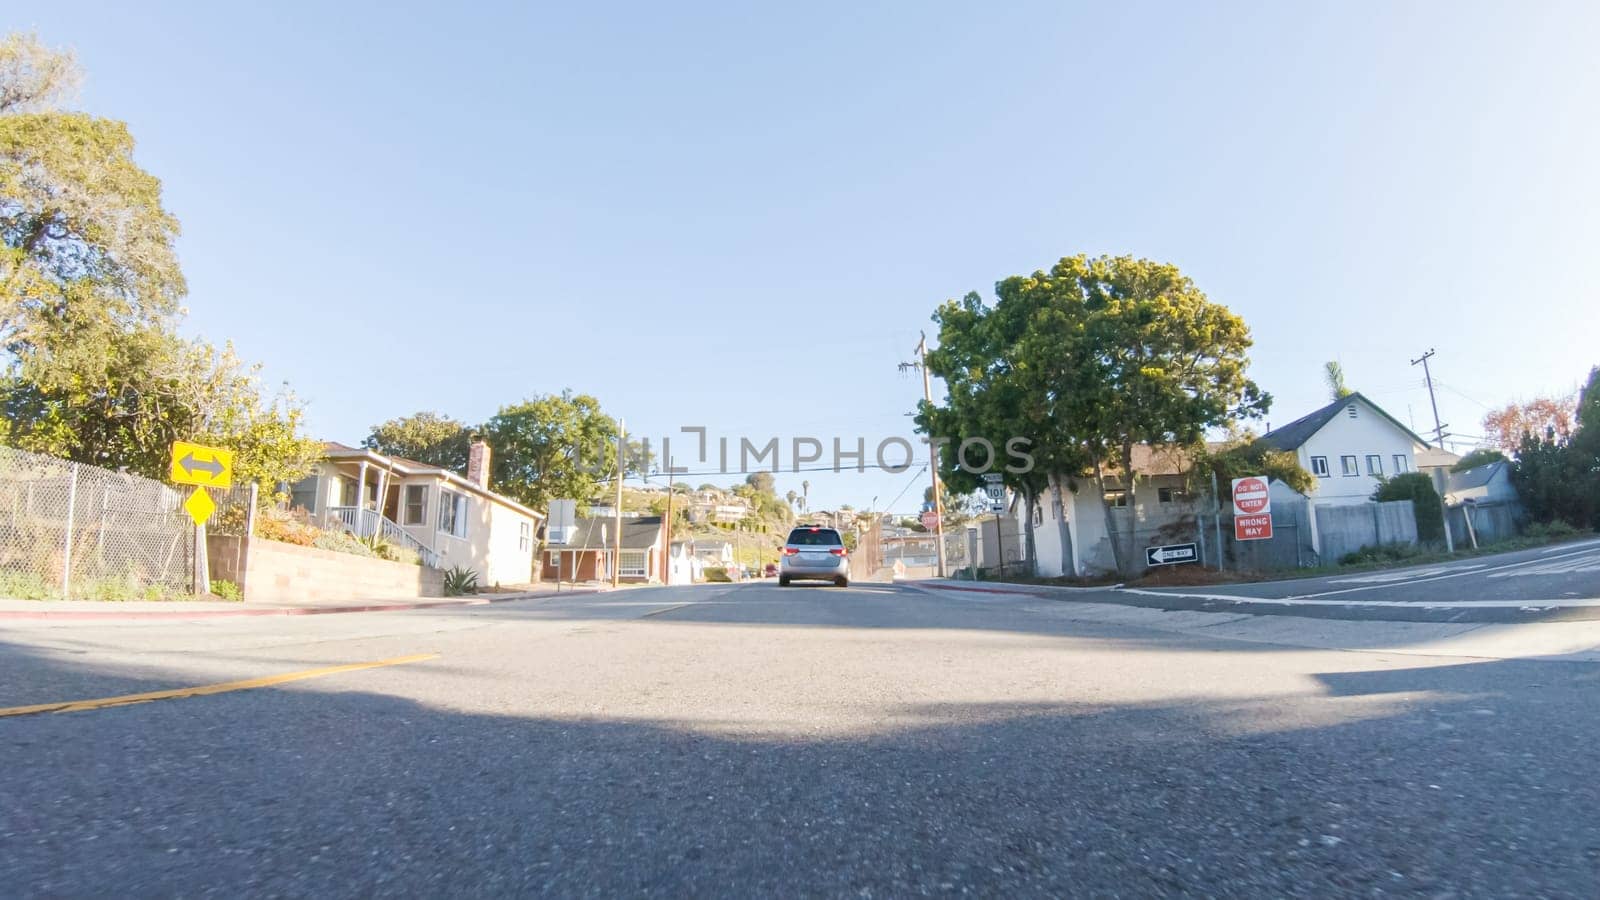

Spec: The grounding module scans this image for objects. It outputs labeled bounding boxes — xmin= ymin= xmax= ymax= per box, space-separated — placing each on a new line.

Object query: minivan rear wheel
xmin=834 ymin=576 xmax=849 ymax=588
xmin=778 ymin=576 xmax=791 ymax=587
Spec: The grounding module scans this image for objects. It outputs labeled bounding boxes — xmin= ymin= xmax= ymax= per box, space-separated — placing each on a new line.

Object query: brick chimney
xmin=467 ymin=437 xmax=491 ymax=489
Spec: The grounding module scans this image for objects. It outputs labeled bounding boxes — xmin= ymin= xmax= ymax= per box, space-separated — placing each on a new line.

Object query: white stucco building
xmin=1258 ymin=393 xmax=1433 ymax=505
xmin=289 ymin=440 xmax=543 ymax=587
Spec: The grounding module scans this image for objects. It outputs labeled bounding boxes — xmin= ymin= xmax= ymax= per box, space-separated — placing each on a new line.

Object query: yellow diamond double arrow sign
xmin=169 ymin=441 xmax=233 ymax=526
xmin=169 ymin=441 xmax=234 ymax=489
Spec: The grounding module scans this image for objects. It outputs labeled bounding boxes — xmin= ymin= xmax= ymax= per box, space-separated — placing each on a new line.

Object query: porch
xmin=291 ymin=456 xmax=441 ymax=569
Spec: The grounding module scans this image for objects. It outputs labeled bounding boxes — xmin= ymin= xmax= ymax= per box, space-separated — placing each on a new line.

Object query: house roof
xmin=1448 ymin=460 xmax=1508 ymax=492
xmin=552 ymin=516 xmax=664 ymax=550
xmin=1259 ymin=393 xmax=1432 ymax=452
xmin=320 ymin=442 xmax=544 ymax=521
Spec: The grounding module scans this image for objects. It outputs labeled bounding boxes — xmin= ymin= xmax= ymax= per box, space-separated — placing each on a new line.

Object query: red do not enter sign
xmin=1231 ymin=476 xmax=1271 ymax=516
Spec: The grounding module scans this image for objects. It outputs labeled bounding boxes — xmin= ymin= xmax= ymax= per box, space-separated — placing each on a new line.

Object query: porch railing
xmin=326 ymin=506 xmax=440 ymax=568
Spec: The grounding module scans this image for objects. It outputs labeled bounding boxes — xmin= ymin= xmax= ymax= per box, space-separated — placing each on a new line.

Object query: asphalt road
xmin=2 ymin=581 xmax=1598 ymax=897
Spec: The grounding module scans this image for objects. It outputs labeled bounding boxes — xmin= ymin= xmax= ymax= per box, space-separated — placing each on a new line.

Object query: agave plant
xmin=442 ymin=565 xmax=479 ymax=596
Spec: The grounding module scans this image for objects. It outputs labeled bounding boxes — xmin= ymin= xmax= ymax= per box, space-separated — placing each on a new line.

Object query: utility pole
xmin=900 ymin=332 xmax=948 ymax=577
xmin=1410 ymin=348 xmax=1447 ymax=447
xmin=662 ymin=455 xmax=675 ymax=584
xmin=612 ymin=418 xmax=625 ymax=589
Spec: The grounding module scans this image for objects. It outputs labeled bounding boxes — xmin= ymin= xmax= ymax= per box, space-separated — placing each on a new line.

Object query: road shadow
xmin=1 ymin=637 xmax=1597 ymax=896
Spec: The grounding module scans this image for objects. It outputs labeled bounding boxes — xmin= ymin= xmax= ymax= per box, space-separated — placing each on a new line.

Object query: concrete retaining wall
xmin=208 ymin=536 xmax=443 ymax=603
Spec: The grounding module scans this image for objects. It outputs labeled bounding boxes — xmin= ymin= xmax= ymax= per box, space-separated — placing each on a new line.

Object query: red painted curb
xmin=0 ymin=587 xmax=605 ymax=621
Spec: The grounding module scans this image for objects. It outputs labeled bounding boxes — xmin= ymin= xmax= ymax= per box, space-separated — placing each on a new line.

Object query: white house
xmin=1258 ymin=393 xmax=1433 ymax=505
xmin=289 ymin=440 xmax=543 ymax=587
xmin=1017 ymin=445 xmax=1202 ymax=578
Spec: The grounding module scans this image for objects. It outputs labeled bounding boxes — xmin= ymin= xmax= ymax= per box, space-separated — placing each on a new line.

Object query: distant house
xmin=1438 ymin=459 xmax=1523 ymax=545
xmin=1259 ymin=393 xmax=1433 ymax=505
xmin=691 ymin=539 xmax=734 ymax=567
xmin=288 ymin=440 xmax=542 ymax=586
xmin=1444 ymin=459 xmax=1517 ymax=505
xmin=544 ymin=515 xmax=668 ymax=584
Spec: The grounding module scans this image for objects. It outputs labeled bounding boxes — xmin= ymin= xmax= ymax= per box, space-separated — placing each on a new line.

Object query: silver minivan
xmin=778 ymin=526 xmax=850 ymax=587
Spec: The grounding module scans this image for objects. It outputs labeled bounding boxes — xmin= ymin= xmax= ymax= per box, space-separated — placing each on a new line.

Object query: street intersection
xmin=2 ymin=567 xmax=1598 ymax=896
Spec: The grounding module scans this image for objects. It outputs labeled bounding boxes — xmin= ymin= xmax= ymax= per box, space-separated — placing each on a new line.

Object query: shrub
xmin=0 ymin=571 xmax=55 ymax=600
xmin=1372 ymin=472 xmax=1445 ymax=544
xmin=255 ymin=507 xmax=319 ymax=546
xmin=1523 ymin=520 xmax=1581 ymax=540
xmin=312 ymin=530 xmax=377 ymax=558
xmin=443 ymin=565 xmax=479 ymax=596
xmin=81 ymin=576 xmax=139 ymax=601
xmin=702 ymin=566 xmax=731 ymax=583
xmin=211 ymin=579 xmax=243 ymax=601
xmin=1451 ymin=448 xmax=1507 ymax=472
xmin=1338 ymin=543 xmax=1423 ymax=566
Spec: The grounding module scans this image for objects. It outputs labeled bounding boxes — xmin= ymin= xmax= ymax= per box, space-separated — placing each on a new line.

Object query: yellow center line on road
xmin=0 ymin=653 xmax=440 ymax=720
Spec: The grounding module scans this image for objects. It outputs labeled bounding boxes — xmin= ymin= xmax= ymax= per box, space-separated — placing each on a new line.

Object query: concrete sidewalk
xmin=0 ymin=581 xmax=613 ymax=620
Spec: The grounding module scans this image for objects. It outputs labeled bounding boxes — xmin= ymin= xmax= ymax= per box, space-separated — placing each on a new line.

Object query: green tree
xmin=1324 ymin=360 xmax=1352 ymax=400
xmin=1187 ymin=434 xmax=1314 ymax=500
xmin=364 ymin=412 xmax=473 ymax=471
xmin=484 ymin=391 xmax=632 ymax=515
xmin=2 ymin=33 xmax=184 ymax=346
xmin=1450 ymin=448 xmax=1507 ymax=472
xmin=922 ymin=254 xmax=1267 ymax=575
xmin=0 ymin=34 xmax=318 ymax=489
xmin=745 ymin=470 xmax=776 ymax=495
xmin=1511 ymin=367 xmax=1599 ymax=529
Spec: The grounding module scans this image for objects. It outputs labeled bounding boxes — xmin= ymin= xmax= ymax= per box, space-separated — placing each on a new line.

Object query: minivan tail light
xmin=782 ymin=547 xmax=799 ymax=556
xmin=829 ymin=548 xmax=847 ymax=556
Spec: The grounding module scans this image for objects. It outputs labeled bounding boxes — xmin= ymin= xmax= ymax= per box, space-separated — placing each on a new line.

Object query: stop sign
xmin=1231 ymin=476 xmax=1271 ymax=516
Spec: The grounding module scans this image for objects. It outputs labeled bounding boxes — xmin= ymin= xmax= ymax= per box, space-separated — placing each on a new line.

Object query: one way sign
xmin=1144 ymin=542 xmax=1198 ymax=567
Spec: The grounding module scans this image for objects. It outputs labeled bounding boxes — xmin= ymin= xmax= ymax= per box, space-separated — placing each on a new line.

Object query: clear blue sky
xmin=23 ymin=2 xmax=1600 ymax=514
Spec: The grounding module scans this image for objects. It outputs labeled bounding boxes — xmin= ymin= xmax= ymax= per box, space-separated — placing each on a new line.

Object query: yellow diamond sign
xmin=184 ymin=487 xmax=216 ymax=526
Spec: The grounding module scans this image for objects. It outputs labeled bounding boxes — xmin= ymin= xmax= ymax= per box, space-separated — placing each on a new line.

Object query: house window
xmin=289 ymin=475 xmax=318 ymax=513
xmin=1310 ymin=456 xmax=1330 ymax=477
xmin=1340 ymin=455 xmax=1359 ymax=476
xmin=1157 ymin=487 xmax=1192 ymax=504
xmin=1393 ymin=454 xmax=1410 ymax=474
xmin=403 ymin=484 xmax=428 ymax=525
xmin=437 ymin=490 xmax=468 ymax=538
xmin=1366 ymin=454 xmax=1383 ymax=477
xmin=618 ymin=549 xmax=647 ymax=578
xmin=1104 ymin=490 xmax=1129 ymax=508
xmin=518 ymin=521 xmax=532 ymax=552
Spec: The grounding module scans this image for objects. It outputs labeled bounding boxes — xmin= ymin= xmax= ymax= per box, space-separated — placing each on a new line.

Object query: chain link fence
xmin=0 ymin=446 xmax=197 ymax=600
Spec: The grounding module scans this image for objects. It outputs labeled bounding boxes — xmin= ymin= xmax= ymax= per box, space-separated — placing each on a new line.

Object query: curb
xmin=0 ymin=586 xmax=607 ymax=621
xmin=905 ymin=580 xmax=1122 ymax=596
xmin=909 ymin=579 xmax=1600 ymax=625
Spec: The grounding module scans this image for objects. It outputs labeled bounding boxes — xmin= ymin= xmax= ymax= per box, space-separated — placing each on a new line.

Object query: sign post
xmin=1231 ymin=476 xmax=1273 ymax=542
xmin=169 ymin=440 xmax=232 ymax=596
xmin=981 ymin=474 xmax=1007 ymax=580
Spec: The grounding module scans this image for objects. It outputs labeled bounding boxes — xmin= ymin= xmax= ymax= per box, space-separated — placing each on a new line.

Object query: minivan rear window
xmin=787 ymin=528 xmax=843 ymax=546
